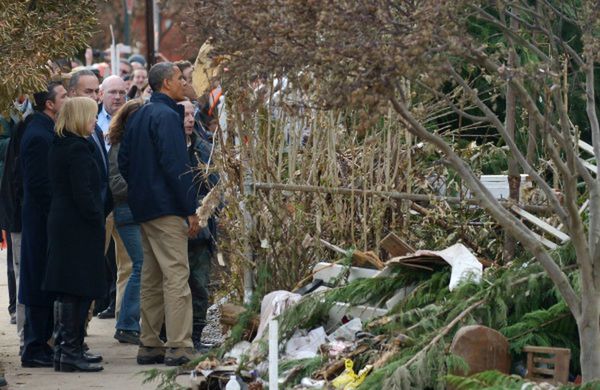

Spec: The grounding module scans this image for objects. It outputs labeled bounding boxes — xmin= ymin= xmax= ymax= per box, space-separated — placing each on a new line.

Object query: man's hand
xmin=187 ymin=214 xmax=200 ymax=238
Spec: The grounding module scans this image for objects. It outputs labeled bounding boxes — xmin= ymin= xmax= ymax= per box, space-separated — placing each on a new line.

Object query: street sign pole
xmin=145 ymin=0 xmax=155 ymax=66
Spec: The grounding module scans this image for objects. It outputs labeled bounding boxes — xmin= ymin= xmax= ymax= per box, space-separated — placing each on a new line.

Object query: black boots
xmin=192 ymin=324 xmax=204 ymax=352
xmin=52 ymin=301 xmax=62 ymax=371
xmin=56 ymin=297 xmax=103 ymax=372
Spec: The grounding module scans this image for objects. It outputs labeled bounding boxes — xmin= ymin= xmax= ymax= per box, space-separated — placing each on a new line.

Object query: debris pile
xmin=162 ymin=234 xmax=582 ymax=390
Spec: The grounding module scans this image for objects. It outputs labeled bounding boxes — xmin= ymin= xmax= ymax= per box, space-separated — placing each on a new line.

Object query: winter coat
xmin=0 ymin=116 xmax=12 ymax=182
xmin=0 ymin=115 xmax=28 ymax=232
xmin=119 ymin=92 xmax=196 ymax=223
xmin=108 ymin=143 xmax=128 ymax=206
xmin=43 ymin=132 xmax=106 ymax=298
xmin=19 ymin=111 xmax=55 ymax=306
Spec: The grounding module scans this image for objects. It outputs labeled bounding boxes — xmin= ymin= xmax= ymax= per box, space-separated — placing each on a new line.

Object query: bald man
xmin=97 ymin=76 xmax=127 ymax=150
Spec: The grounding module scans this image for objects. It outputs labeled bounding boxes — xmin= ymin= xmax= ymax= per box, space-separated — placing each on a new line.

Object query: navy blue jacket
xmin=119 ymin=92 xmax=196 ymax=222
xmin=89 ymin=124 xmax=112 ymax=217
xmin=19 ymin=111 xmax=55 ymax=306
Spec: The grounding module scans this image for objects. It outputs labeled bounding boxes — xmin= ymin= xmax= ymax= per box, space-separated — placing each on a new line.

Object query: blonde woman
xmin=43 ymin=97 xmax=105 ymax=372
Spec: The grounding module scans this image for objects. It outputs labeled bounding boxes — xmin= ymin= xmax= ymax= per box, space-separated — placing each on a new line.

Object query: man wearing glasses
xmin=98 ymin=76 xmax=127 ymax=148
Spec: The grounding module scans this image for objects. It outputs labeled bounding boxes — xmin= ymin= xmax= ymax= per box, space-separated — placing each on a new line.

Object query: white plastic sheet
xmin=284 ymin=327 xmax=328 ymax=360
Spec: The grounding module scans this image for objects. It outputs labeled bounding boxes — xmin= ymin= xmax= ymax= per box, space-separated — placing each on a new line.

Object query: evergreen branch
xmin=507 ymin=312 xmax=571 ymax=341
xmin=400 ymin=298 xmax=486 ymax=370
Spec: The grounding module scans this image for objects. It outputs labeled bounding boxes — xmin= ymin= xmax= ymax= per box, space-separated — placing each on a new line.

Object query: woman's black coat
xmin=43 ymin=132 xmax=107 ymax=298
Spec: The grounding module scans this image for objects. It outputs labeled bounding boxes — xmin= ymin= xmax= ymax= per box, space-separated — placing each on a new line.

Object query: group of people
xmin=0 ymin=55 xmax=220 ymax=379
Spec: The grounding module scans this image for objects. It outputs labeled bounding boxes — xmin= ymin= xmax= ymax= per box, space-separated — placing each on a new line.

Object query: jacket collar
xmin=150 ymin=92 xmax=184 ymax=118
xmin=150 ymin=92 xmax=178 ymax=109
xmin=33 ymin=111 xmax=55 ymax=131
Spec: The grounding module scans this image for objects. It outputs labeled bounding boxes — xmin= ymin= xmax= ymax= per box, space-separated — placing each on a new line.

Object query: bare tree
xmin=188 ymin=0 xmax=600 ymax=382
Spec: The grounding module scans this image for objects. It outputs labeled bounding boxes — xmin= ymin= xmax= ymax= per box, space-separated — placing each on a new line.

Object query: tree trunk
xmin=578 ymin=288 xmax=600 ymax=382
xmin=503 ymin=10 xmax=519 ymax=263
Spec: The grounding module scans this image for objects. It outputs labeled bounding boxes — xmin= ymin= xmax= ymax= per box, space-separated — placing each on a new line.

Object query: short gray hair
xmin=148 ymin=62 xmax=176 ymax=92
xmin=69 ymin=69 xmax=97 ymax=91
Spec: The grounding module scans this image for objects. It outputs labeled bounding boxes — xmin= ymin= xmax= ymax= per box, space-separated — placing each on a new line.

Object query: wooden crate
xmin=524 ymin=345 xmax=571 ymax=384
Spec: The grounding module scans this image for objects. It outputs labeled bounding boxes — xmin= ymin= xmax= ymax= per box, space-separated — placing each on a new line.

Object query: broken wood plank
xmin=580 ymin=158 xmax=598 ymax=174
xmin=529 ymin=230 xmax=559 ymax=250
xmin=319 ymin=238 xmax=385 ymax=269
xmin=380 ymin=232 xmax=415 ymax=257
xmin=352 ymin=250 xmax=385 ymax=270
xmin=510 ymin=205 xmax=570 ymax=243
xmin=578 ymin=139 xmax=594 ymax=155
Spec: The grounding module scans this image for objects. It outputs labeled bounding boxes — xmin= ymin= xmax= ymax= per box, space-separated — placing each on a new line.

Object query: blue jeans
xmin=113 ymin=204 xmax=143 ymax=332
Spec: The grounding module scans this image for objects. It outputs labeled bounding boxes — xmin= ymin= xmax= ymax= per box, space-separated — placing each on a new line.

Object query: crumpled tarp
xmin=386 ymin=243 xmax=483 ymax=291
xmin=253 ymin=290 xmax=302 ymax=341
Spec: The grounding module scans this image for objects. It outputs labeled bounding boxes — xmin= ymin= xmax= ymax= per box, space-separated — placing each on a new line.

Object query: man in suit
xmin=19 ymin=82 xmax=67 ymax=367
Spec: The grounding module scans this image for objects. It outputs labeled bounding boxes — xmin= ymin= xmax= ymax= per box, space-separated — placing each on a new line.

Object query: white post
xmin=268 ymin=319 xmax=279 ymax=390
xmin=109 ymin=25 xmax=118 ymax=76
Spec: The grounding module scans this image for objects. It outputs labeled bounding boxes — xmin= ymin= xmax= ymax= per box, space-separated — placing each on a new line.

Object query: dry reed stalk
xmin=196 ymin=185 xmax=222 ymax=228
xmin=209 ymin=83 xmax=506 ymax=296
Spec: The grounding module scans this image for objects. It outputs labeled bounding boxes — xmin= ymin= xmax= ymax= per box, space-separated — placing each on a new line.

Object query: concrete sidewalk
xmin=0 ymin=250 xmax=159 ymax=389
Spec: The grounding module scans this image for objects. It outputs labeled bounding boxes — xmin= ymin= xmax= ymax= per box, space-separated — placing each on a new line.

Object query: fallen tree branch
xmin=252 ymin=182 xmax=552 ymax=214
xmin=400 ymin=299 xmax=486 ymax=369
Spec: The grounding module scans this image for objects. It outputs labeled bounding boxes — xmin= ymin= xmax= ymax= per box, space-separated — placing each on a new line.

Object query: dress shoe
xmin=97 ymin=307 xmax=115 ymax=319
xmin=60 ymin=357 xmax=103 ymax=372
xmin=114 ymin=329 xmax=140 ymax=345
xmin=83 ymin=351 xmax=103 ymax=363
xmin=10 ymin=312 xmax=16 ymax=325
xmin=21 ymin=355 xmax=53 ymax=368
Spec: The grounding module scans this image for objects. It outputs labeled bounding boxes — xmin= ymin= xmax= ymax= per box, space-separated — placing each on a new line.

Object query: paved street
xmin=0 ymin=250 xmax=159 ymax=389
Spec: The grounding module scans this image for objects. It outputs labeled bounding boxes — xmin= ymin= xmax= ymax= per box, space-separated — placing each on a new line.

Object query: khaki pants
xmin=104 ymin=213 xmax=133 ymax=319
xmin=139 ymin=215 xmax=192 ymax=348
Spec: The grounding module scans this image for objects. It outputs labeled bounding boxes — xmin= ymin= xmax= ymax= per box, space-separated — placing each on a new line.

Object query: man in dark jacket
xmin=0 ymin=111 xmax=31 ymax=354
xmin=119 ymin=62 xmax=200 ymax=366
xmin=19 ymin=82 xmax=67 ymax=367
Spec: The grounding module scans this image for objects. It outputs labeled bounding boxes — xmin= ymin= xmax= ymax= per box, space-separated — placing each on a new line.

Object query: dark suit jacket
xmin=89 ymin=124 xmax=113 ymax=217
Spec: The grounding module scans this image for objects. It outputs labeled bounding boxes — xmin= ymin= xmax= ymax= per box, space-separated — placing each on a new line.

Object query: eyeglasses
xmin=106 ymin=90 xmax=127 ymax=96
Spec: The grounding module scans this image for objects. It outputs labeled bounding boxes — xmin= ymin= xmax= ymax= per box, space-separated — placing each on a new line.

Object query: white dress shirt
xmin=97 ymin=105 xmax=112 ymax=151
